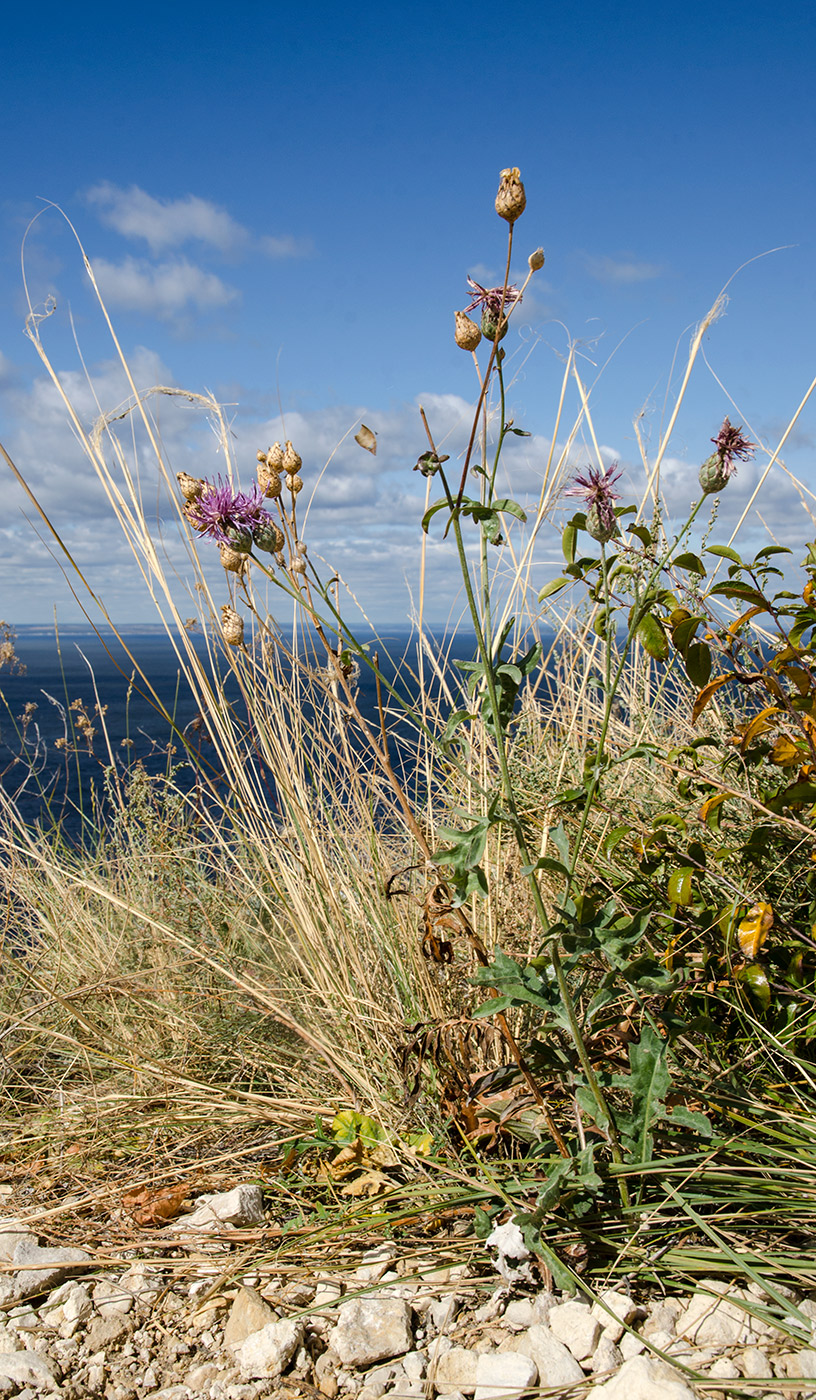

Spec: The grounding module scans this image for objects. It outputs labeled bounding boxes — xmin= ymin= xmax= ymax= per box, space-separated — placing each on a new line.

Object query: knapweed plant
xmin=4 ymin=168 xmax=816 ymax=1286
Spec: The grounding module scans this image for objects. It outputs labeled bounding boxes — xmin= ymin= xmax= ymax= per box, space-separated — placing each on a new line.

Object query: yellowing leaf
xmin=728 ymin=604 xmax=766 ymax=636
xmin=739 ymin=706 xmax=782 ymax=751
xmin=771 ymin=734 xmax=800 ymax=768
xmin=691 ymin=674 xmax=734 ymax=724
xmin=699 ymin=791 xmax=729 ymax=825
xmin=738 ymin=902 xmax=774 ymax=960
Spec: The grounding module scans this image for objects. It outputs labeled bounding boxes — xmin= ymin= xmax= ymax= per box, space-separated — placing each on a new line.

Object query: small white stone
xmin=329 ymin=1297 xmax=413 ymax=1367
xmin=501 ymin=1300 xmax=534 ymax=1331
xmin=235 ymin=1317 xmax=303 ymax=1380
xmin=591 ymin=1290 xmax=638 ymax=1344
xmin=172 ymin=1184 xmax=265 ymax=1232
xmin=619 ymin=1331 xmax=646 ymax=1359
xmin=93 ymin=1279 xmax=134 ymax=1316
xmin=512 ymin=1325 xmax=584 ymax=1387
xmin=548 ymin=1301 xmax=601 ymax=1360
xmin=706 ymin=1356 xmax=740 ymax=1378
xmin=591 ymin=1337 xmax=622 ymax=1375
xmin=0 ymin=1350 xmax=59 ymax=1392
xmin=402 ymin=1351 xmax=426 ymax=1380
xmin=592 ymin=1354 xmax=696 ymax=1399
xmin=473 ymin=1351 xmax=537 ymax=1400
xmin=740 ymin=1346 xmax=774 ymax=1379
xmin=432 ymin=1347 xmax=480 ymax=1393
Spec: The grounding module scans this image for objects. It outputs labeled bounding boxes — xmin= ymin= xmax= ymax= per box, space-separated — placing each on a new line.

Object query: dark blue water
xmin=0 ymin=625 xmax=482 ymax=846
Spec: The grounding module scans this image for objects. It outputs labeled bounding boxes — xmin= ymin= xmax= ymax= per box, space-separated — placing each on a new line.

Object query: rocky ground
xmin=0 ymin=1184 xmax=814 ymax=1400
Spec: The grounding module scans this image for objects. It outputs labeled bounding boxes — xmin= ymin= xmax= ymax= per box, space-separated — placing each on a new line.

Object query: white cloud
xmin=89 ymin=256 xmax=238 ymax=318
xmin=582 ymin=254 xmax=663 ymax=285
xmin=86 ymin=182 xmax=308 ymax=259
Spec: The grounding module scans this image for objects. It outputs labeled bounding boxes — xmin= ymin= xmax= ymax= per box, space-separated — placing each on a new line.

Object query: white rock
xmin=93 ymin=1279 xmax=134 ymax=1316
xmin=592 ymin=1354 xmax=697 ymax=1399
xmin=429 ymin=1296 xmax=460 ymax=1333
xmin=11 ymin=1238 xmax=91 ymax=1300
xmin=0 ymin=1350 xmax=59 ymax=1391
xmin=473 ymin=1351 xmax=537 ymax=1400
xmin=740 ymin=1346 xmax=774 ymax=1379
xmin=619 ymin=1331 xmax=646 ymax=1359
xmin=677 ymin=1280 xmax=751 ymax=1347
xmin=786 ymin=1348 xmax=816 ymax=1379
xmin=401 ymin=1351 xmax=427 ymax=1380
xmin=432 ymin=1347 xmax=480 ymax=1393
xmin=501 ymin=1301 xmax=534 ymax=1331
xmin=384 ymin=1382 xmax=424 ymax=1400
xmin=235 ymin=1317 xmax=304 ymax=1380
xmin=591 ymin=1289 xmax=638 ymax=1343
xmin=436 ymin=1393 xmax=467 ymax=1400
xmin=485 ymin=1223 xmax=534 ymax=1286
xmin=642 ymin=1303 xmax=679 ymax=1338
xmin=117 ymin=1263 xmax=161 ymax=1308
xmin=548 ymin=1301 xmax=601 ymax=1360
xmin=314 ymin=1282 xmax=343 ymax=1308
xmin=0 ymin=1232 xmax=35 ymax=1263
xmin=224 ymin=1286 xmax=278 ymax=1348
xmin=356 ymin=1245 xmax=398 ymax=1282
xmin=591 ymin=1337 xmax=623 ymax=1375
xmin=171 ymin=1184 xmax=265 ymax=1232
xmin=706 ymin=1356 xmax=740 ymax=1378
xmin=329 ymin=1298 xmax=413 ymax=1367
xmin=0 ymin=1326 xmax=23 ymax=1353
xmin=512 ymin=1324 xmax=584 ymax=1387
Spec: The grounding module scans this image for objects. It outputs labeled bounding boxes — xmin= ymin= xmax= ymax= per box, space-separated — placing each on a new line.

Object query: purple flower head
xmin=465 ymin=275 xmax=521 ymax=318
xmin=188 ymin=477 xmax=274 ymax=546
xmin=565 ymin=463 xmax=623 ymax=538
xmin=710 ymin=417 xmax=756 ymax=480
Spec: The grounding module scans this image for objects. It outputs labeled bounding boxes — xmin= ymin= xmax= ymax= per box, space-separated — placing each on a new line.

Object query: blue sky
xmin=1 ymin=0 xmax=815 ymax=626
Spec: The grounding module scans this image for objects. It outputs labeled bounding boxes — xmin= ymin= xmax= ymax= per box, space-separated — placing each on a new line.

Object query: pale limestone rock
xmin=677 ymin=1279 xmax=752 ymax=1347
xmin=171 ymin=1184 xmax=265 ymax=1232
xmin=512 ymin=1324 xmax=584 ymax=1387
xmin=0 ymin=1349 xmax=59 ymax=1391
xmin=329 ymin=1297 xmax=413 ymax=1367
xmin=473 ymin=1351 xmax=537 ymax=1400
xmin=432 ymin=1346 xmax=480 ymax=1393
xmin=235 ymin=1317 xmax=303 ymax=1380
xmin=224 ymin=1286 xmax=278 ymax=1348
xmin=402 ymin=1350 xmax=427 ymax=1379
xmin=706 ymin=1356 xmax=740 ymax=1378
xmin=642 ymin=1303 xmax=679 ymax=1338
xmin=590 ymin=1289 xmax=638 ymax=1344
xmin=117 ymin=1263 xmax=161 ymax=1309
xmin=591 ymin=1337 xmax=623 ymax=1375
xmin=356 ymin=1244 xmax=398 ymax=1282
xmin=0 ymin=1232 xmax=35 ymax=1263
xmin=11 ymin=1238 xmax=91 ymax=1300
xmin=384 ymin=1382 xmax=424 ymax=1400
xmin=592 ymin=1354 xmax=697 ymax=1400
xmin=740 ymin=1345 xmax=774 ymax=1379
xmin=619 ymin=1331 xmax=646 ymax=1359
xmin=548 ymin=1300 xmax=601 ymax=1360
xmin=40 ymin=1281 xmax=92 ymax=1328
xmin=429 ymin=1296 xmax=460 ymax=1332
xmin=93 ymin=1279 xmax=134 ymax=1316
xmin=0 ymin=1325 xmax=23 ymax=1353
xmin=501 ymin=1300 xmax=534 ymax=1331
xmin=785 ymin=1348 xmax=816 ymax=1379
xmin=84 ymin=1312 xmax=131 ymax=1352
xmin=485 ymin=1223 xmax=534 ymax=1286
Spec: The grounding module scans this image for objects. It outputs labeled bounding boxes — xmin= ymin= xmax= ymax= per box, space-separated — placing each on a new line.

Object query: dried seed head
xmin=283 ymin=441 xmax=302 ymax=474
xmin=454 ymin=311 xmax=482 ymax=351
xmin=221 ymin=605 xmax=245 ymax=647
xmin=258 ymin=462 xmax=283 ymax=498
xmin=219 ymin=543 xmax=247 ymax=574
xmin=177 ymin=471 xmax=205 ymax=502
xmin=291 ymin=558 xmax=307 ymax=575
xmin=267 ymin=442 xmax=285 ymax=471
xmin=256 ymin=449 xmax=267 ymax=463
xmin=287 ymin=474 xmax=304 ymax=495
xmin=495 ymin=167 xmax=526 ymax=223
xmin=528 ymin=247 xmax=545 ymax=272
xmin=481 ymin=309 xmax=508 ymax=343
xmin=296 ymin=540 xmax=308 ymax=557
xmin=254 ymin=521 xmax=285 ymax=554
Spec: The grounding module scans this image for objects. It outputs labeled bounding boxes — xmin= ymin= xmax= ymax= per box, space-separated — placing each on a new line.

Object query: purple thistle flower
xmin=465 ymin=275 xmax=521 ymax=318
xmin=711 ymin=417 xmax=756 ymax=476
xmin=565 ymin=463 xmax=623 ymax=541
xmin=188 ymin=477 xmax=275 ymax=546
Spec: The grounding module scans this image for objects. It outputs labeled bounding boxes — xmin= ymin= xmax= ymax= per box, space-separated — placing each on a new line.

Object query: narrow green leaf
xmin=684 ymin=641 xmax=712 ymax=688
xmin=538 ymin=576 xmax=570 ymax=601
xmin=668 ymin=867 xmax=694 ymax=906
xmin=562 ymin=523 xmax=577 ymax=563
xmin=706 ymin=544 xmax=743 ymax=564
xmin=637 ymin=613 xmax=669 ymax=661
xmin=674 ymin=552 xmax=707 ymax=575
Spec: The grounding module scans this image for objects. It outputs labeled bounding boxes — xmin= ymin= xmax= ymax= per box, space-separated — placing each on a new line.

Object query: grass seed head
xmin=496 ymin=167 xmax=526 ymax=223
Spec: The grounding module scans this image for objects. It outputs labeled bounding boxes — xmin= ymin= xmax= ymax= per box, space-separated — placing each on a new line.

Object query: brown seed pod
xmin=267 ymin=442 xmax=285 ymax=471
xmin=177 ymin=471 xmax=205 ymax=502
xmin=528 ymin=247 xmax=545 ymax=271
xmin=495 ymin=167 xmax=526 ymax=223
xmin=221 ymin=605 xmax=245 ymax=647
xmin=287 ymin=474 xmax=304 ymax=495
xmin=291 ymin=558 xmax=307 ymax=575
xmin=454 ymin=311 xmax=482 ymax=351
xmin=219 ymin=544 xmax=248 ymax=574
xmin=258 ymin=463 xmax=283 ymax=498
xmin=283 ymin=441 xmax=302 ymax=474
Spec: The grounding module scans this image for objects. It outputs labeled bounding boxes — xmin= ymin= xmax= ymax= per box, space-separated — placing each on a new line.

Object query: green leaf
xmin=667 ymin=867 xmax=694 ymax=905
xmin=562 ymin=523 xmax=577 ymax=564
xmin=603 ymin=825 xmax=631 ymax=856
xmin=538 ymin=576 xmax=570 ymax=601
xmin=613 ymin=1028 xmax=671 ymax=1164
xmin=739 ymin=964 xmax=771 ymax=1011
xmin=520 ymin=855 xmax=571 ymax=878
xmin=674 ymin=552 xmax=707 ymax=575
xmin=684 ymin=641 xmax=712 ymax=688
xmin=637 ymin=613 xmax=669 ymax=661
xmin=671 ymin=616 xmax=704 ymax=653
xmin=706 ymin=544 xmax=743 ymax=564
xmin=628 ymin=523 xmax=653 ymax=548
xmin=421 ymin=499 xmax=452 ymax=533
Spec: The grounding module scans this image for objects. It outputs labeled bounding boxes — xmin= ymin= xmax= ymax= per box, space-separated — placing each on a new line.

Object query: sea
xmin=0 ymin=624 xmax=482 ymax=847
